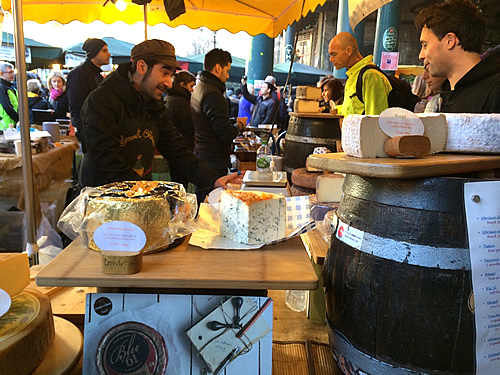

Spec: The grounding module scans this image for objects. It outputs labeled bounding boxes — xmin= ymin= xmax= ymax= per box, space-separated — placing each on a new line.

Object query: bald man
xmin=328 ymin=32 xmax=391 ymax=116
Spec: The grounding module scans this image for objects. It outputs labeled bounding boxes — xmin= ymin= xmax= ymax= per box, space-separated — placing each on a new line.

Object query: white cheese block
xmin=296 ymin=86 xmax=322 ymax=100
xmin=220 ymin=190 xmax=286 ymax=245
xmin=294 ymin=99 xmax=321 ymax=113
xmin=0 ymin=289 xmax=55 ymax=375
xmin=316 ymin=173 xmax=345 ymax=203
xmin=444 ymin=113 xmax=500 ymax=153
xmin=0 ymin=253 xmax=30 ymax=297
xmin=342 ymin=114 xmax=447 ymax=158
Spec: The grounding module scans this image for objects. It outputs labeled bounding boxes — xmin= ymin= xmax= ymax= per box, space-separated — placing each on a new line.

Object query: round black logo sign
xmin=94 ymin=297 xmax=113 ymax=316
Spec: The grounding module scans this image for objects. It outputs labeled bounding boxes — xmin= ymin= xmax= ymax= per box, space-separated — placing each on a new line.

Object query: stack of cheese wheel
xmin=290 ymin=167 xmax=321 ymax=196
xmin=0 ymin=254 xmax=55 ymax=374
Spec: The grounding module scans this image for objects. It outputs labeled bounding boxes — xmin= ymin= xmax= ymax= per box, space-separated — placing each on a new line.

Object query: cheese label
xmin=378 ymin=108 xmax=425 ymax=137
xmin=94 ymin=221 xmax=147 ymax=252
xmin=336 ymin=219 xmax=364 ymax=249
xmin=96 ymin=321 xmax=168 ymax=375
xmin=0 ymin=288 xmax=11 ymax=319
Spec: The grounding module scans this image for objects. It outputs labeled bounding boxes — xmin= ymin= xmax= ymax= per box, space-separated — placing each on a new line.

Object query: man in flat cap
xmin=80 ymin=39 xmax=241 ymax=192
xmin=240 ymin=75 xmax=279 ymax=127
xmin=67 ymin=38 xmax=111 ymax=152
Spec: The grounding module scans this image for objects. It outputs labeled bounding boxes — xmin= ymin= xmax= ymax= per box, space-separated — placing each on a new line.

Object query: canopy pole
xmin=143 ymin=4 xmax=148 ymax=40
xmin=12 ymin=0 xmax=39 ymax=264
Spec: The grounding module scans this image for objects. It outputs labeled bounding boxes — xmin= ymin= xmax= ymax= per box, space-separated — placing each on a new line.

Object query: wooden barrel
xmin=283 ymin=112 xmax=341 ymax=175
xmin=324 ymin=174 xmax=474 ymax=375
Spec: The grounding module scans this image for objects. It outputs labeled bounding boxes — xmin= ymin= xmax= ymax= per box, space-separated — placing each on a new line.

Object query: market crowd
xmin=0 ymin=0 xmax=497 ymax=195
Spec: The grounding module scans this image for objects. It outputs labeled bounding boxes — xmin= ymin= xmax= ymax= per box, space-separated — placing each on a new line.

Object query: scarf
xmin=50 ymin=87 xmax=64 ymax=101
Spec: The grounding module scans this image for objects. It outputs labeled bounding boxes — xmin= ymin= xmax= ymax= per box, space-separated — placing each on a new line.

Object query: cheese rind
xmin=444 ymin=113 xmax=500 ymax=153
xmin=0 ymin=253 xmax=30 ymax=297
xmin=0 ymin=289 xmax=55 ymax=375
xmin=220 ymin=190 xmax=286 ymax=245
xmin=296 ymin=86 xmax=322 ymax=100
xmin=315 ymin=173 xmax=345 ymax=203
xmin=294 ymin=99 xmax=321 ymax=113
xmin=342 ymin=114 xmax=447 ymax=158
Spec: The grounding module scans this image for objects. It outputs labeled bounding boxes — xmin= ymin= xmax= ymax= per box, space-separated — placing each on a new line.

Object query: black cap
xmin=82 ymin=38 xmax=107 ymax=59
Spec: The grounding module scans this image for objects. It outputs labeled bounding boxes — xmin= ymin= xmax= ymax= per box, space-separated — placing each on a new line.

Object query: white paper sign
xmin=378 ymin=108 xmax=425 ymax=137
xmin=336 ymin=218 xmax=364 ymax=250
xmin=464 ymin=181 xmax=500 ymax=374
xmin=94 ymin=221 xmax=147 ymax=252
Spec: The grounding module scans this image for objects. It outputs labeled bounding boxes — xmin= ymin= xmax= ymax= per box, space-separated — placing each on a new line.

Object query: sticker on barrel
xmin=336 ymin=219 xmax=364 ymax=249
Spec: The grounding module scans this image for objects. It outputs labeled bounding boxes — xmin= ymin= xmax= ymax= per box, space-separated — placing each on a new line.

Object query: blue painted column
xmin=284 ymin=22 xmax=297 ymax=62
xmin=373 ymin=0 xmax=401 ymax=70
xmin=246 ymin=34 xmax=274 ymax=82
xmin=333 ymin=0 xmax=351 ymax=79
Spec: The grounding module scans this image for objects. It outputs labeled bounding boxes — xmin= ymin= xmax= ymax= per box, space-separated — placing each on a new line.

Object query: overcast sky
xmin=2 ymin=13 xmax=252 ymax=60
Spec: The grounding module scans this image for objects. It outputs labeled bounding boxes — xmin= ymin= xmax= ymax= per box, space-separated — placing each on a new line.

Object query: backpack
xmin=354 ymin=65 xmax=420 ymax=112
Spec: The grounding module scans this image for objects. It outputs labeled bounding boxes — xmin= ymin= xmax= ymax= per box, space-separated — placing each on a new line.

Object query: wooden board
xmin=35 ymin=236 xmax=318 ymax=291
xmin=307 ymin=152 xmax=500 ymax=179
xmin=290 ymin=112 xmax=343 ymax=119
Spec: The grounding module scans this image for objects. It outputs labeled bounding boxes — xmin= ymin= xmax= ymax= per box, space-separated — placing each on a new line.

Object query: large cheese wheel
xmin=291 ymin=168 xmax=321 ymax=190
xmin=0 ymin=289 xmax=55 ymax=375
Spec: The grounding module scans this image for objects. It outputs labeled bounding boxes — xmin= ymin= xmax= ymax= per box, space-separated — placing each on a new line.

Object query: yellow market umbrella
xmin=1 ymin=0 xmax=327 ymax=38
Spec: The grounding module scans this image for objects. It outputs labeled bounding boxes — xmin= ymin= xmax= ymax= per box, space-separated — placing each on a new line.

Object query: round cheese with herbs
xmin=96 ymin=321 xmax=168 ymax=375
xmin=0 ymin=289 xmax=55 ymax=374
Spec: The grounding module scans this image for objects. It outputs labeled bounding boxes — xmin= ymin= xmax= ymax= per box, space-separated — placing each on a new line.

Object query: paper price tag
xmin=378 ymin=108 xmax=425 ymax=137
xmin=94 ymin=221 xmax=147 ymax=252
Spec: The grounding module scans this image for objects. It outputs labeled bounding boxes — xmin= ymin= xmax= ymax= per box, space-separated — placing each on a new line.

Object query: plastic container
xmin=285 ymin=290 xmax=309 ymax=312
xmin=256 ymin=139 xmax=271 ymax=172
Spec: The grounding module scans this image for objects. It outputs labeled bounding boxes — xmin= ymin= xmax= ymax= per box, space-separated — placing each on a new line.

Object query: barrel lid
xmin=290 ymin=112 xmax=343 ymax=119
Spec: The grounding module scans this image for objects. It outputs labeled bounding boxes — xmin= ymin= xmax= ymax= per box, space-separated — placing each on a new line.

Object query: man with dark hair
xmin=240 ymin=75 xmax=279 ymax=126
xmin=328 ymin=32 xmax=391 ymax=116
xmin=191 ymin=48 xmax=245 ymax=202
xmin=80 ymin=39 xmax=240 ymax=192
xmin=67 ymin=38 xmax=111 ymax=151
xmin=415 ymin=0 xmax=500 ymax=113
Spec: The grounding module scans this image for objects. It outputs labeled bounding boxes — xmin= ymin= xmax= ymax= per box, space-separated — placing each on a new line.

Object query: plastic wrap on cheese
xmin=57 ymin=181 xmax=197 ymax=253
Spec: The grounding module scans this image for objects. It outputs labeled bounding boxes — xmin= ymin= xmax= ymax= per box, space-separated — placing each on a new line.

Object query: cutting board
xmin=306 ymin=152 xmax=500 ymax=178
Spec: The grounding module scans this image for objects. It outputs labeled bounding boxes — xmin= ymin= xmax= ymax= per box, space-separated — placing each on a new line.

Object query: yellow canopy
xmin=1 ymin=0 xmax=327 ymax=38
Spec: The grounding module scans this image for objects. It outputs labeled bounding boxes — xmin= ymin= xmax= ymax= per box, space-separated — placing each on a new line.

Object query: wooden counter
xmin=36 ymin=235 xmax=319 ymax=292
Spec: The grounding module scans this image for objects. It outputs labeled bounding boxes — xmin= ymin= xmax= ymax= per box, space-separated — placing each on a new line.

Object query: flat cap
xmin=131 ymin=39 xmax=181 ymax=70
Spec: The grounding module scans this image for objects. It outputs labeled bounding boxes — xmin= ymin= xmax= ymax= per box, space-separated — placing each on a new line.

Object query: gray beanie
xmin=82 ymin=38 xmax=107 ymax=59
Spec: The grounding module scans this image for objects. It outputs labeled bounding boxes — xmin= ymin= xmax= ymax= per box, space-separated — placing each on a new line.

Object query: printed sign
xmin=378 ymin=107 xmax=425 ymax=137
xmin=380 ymin=51 xmax=399 ymax=71
xmin=382 ymin=27 xmax=398 ymax=51
xmin=94 ymin=221 xmax=147 ymax=252
xmin=464 ymin=181 xmax=500 ymax=374
xmin=336 ymin=218 xmax=364 ymax=250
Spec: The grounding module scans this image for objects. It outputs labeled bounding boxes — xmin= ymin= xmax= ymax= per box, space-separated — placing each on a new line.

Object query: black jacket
xmin=440 ymin=53 xmax=500 ymax=113
xmin=241 ymin=83 xmax=279 ymax=126
xmin=0 ymin=78 xmax=18 ymax=124
xmin=28 ymin=95 xmax=52 ymax=124
xmin=50 ymin=91 xmax=70 ymax=120
xmin=165 ymin=86 xmax=194 ymax=150
xmin=67 ymin=59 xmax=103 ymax=151
xmin=191 ymin=71 xmax=239 ymax=160
xmin=80 ymin=62 xmax=219 ymax=189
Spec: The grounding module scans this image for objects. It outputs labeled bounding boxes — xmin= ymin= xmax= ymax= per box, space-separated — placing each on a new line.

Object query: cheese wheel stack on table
xmin=294 ymin=86 xmax=323 ymax=113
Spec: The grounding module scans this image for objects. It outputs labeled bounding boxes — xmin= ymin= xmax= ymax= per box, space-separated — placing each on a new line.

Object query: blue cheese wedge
xmin=220 ymin=190 xmax=286 ymax=245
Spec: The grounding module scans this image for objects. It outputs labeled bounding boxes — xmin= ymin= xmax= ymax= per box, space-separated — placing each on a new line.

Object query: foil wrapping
xmin=58 ymin=181 xmax=197 ymax=253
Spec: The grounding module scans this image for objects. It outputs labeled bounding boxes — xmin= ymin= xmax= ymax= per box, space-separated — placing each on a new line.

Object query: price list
xmin=464 ymin=181 xmax=500 ymax=374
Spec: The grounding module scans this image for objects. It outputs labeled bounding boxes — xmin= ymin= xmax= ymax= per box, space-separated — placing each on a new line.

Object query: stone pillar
xmin=247 ymin=34 xmax=274 ymax=82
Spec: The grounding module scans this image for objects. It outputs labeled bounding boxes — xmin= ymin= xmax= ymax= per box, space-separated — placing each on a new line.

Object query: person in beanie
xmin=67 ymin=38 xmax=111 ymax=151
xmin=80 ymin=39 xmax=241 ymax=192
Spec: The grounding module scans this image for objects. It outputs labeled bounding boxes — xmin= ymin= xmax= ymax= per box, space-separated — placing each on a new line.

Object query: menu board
xmin=464 ymin=181 xmax=500 ymax=374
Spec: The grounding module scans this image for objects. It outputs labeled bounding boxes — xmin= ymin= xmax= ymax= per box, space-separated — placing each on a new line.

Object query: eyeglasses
xmin=3 ymin=70 xmax=14 ymax=75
